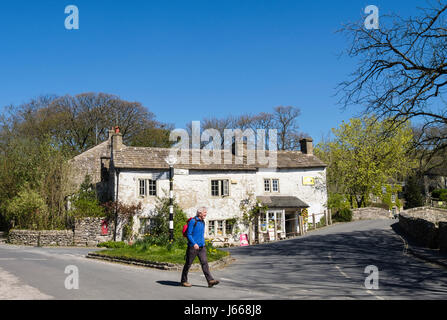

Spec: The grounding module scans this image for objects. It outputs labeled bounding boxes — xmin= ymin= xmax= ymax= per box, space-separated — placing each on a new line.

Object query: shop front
xmin=256 ymin=196 xmax=309 ymax=243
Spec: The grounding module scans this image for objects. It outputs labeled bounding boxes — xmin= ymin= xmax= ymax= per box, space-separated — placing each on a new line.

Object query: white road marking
xmin=23 ymin=258 xmax=48 ymax=261
xmin=366 ymin=289 xmax=385 ymax=300
xmin=335 ymin=265 xmax=351 ymax=279
xmin=0 ymin=258 xmax=16 ymax=261
xmin=0 ymin=265 xmax=53 ymax=300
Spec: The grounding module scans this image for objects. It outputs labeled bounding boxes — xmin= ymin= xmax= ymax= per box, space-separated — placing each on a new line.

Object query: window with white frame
xmin=139 ymin=179 xmax=146 ymax=196
xmin=211 ymin=179 xmax=229 ymax=197
xmin=216 ymin=220 xmax=224 ymax=236
xmin=264 ymin=179 xmax=270 ymax=192
xmin=208 ymin=221 xmax=216 ymax=236
xmin=272 ymin=179 xmax=279 ymax=192
xmin=208 ymin=220 xmax=234 ymax=237
xmin=264 ymin=179 xmax=279 ymax=193
xmin=138 ymin=179 xmax=157 ymax=197
xmin=148 ymin=179 xmax=157 ymax=196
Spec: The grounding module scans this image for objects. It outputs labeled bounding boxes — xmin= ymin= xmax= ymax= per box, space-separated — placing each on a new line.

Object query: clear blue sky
xmin=0 ymin=0 xmax=421 ymax=143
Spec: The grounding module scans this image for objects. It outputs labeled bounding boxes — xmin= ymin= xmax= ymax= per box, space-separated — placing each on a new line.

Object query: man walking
xmin=181 ymin=207 xmax=220 ymax=288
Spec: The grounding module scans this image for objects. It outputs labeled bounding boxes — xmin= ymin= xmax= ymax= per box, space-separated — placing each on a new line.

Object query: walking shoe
xmin=208 ymin=280 xmax=220 ymax=288
xmin=181 ymin=282 xmax=192 ymax=287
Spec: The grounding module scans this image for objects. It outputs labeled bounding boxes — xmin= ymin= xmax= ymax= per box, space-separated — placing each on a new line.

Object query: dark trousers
xmin=181 ymin=246 xmax=214 ymax=283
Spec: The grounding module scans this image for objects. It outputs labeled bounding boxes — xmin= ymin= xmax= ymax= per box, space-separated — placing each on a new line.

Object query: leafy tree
xmin=0 ymin=135 xmax=71 ymax=230
xmin=315 ymin=116 xmax=415 ymax=208
xmin=69 ymin=175 xmax=105 ymax=219
xmin=404 ymin=174 xmax=426 ymax=209
xmin=6 ymin=186 xmax=49 ymax=230
xmin=1 ymin=93 xmax=172 ymax=154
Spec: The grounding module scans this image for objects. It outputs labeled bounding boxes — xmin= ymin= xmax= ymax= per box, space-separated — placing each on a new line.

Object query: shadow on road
xmin=156 ymin=280 xmax=181 ymax=287
xmin=216 ymin=221 xmax=447 ymax=299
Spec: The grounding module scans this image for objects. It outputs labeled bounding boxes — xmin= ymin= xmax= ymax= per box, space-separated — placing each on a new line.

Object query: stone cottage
xmin=68 ymin=128 xmax=328 ymax=245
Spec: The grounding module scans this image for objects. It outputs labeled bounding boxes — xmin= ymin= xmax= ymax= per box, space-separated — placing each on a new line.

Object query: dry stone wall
xmin=7 ymin=218 xmax=113 ymax=247
xmin=8 ymin=230 xmax=73 ymax=246
xmin=439 ymin=222 xmax=447 ymax=252
xmin=352 ymin=207 xmax=391 ymax=221
xmin=398 ymin=207 xmax=447 ymax=250
xmin=74 ymin=217 xmax=114 ymax=246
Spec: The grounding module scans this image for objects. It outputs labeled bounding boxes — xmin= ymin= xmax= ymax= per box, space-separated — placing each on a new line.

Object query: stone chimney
xmin=300 ymin=138 xmax=313 ymax=155
xmin=232 ymin=140 xmax=247 ymax=157
xmin=111 ymin=126 xmax=123 ymax=151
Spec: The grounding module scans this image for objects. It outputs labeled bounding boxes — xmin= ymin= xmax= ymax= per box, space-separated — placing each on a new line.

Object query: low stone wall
xmin=439 ymin=222 xmax=447 ymax=252
xmin=8 ymin=230 xmax=74 ymax=246
xmin=7 ymin=217 xmax=113 ymax=247
xmin=74 ymin=217 xmax=114 ymax=247
xmin=398 ymin=207 xmax=447 ymax=249
xmin=352 ymin=207 xmax=391 ymax=221
xmin=8 ymin=230 xmax=41 ymax=246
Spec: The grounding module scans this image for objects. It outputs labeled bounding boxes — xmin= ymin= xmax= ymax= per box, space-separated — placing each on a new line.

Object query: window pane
xmin=211 ymin=180 xmax=219 ymax=196
xmin=264 ymin=179 xmax=270 ymax=192
xmin=148 ymin=180 xmax=157 ymax=196
xmin=225 ymin=220 xmax=234 ymax=235
xmin=272 ymin=179 xmax=279 ymax=192
xmin=217 ymin=221 xmax=223 ymax=235
xmin=222 ymin=180 xmax=229 ymax=196
xmin=139 ymin=180 xmax=146 ymax=196
xmin=208 ymin=221 xmax=215 ymax=235
xmin=276 ymin=213 xmax=282 ymax=231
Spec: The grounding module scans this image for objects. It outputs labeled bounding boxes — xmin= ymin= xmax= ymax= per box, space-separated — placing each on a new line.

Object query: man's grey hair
xmin=197 ymin=207 xmax=208 ymax=215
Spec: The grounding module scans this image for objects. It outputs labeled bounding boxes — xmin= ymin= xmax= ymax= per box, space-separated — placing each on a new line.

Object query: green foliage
xmin=150 ymin=197 xmax=188 ymax=242
xmin=96 ymin=242 xmax=229 ymax=265
xmin=0 ymin=135 xmax=71 ymax=230
xmin=69 ymin=175 xmax=105 ymax=219
xmin=432 ymin=189 xmax=447 ymax=200
xmin=327 ymin=193 xmax=350 ymax=212
xmin=333 ymin=208 xmax=353 ymax=222
xmin=315 ymin=116 xmax=415 ymax=208
xmin=381 ymin=184 xmax=402 ymax=210
xmin=97 ymin=241 xmax=127 ymax=249
xmin=6 ymin=186 xmax=50 ymax=230
xmin=240 ymin=196 xmax=268 ymax=226
xmin=403 ymin=175 xmax=425 ymax=209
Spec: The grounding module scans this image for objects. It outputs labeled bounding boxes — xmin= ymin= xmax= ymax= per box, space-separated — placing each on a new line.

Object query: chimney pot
xmin=300 ymin=138 xmax=313 ymax=155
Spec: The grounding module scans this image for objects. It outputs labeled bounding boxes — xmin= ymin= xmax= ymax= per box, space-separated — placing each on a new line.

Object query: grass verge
xmin=95 ymin=243 xmax=229 ymax=265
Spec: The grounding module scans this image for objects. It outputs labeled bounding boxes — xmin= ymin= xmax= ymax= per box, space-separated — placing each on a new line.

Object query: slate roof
xmin=112 ymin=146 xmax=327 ymax=170
xmin=256 ymin=196 xmax=310 ymax=208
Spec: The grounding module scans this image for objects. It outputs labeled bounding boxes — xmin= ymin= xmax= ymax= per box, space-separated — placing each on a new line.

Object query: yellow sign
xmin=302 ymin=176 xmax=315 ymax=186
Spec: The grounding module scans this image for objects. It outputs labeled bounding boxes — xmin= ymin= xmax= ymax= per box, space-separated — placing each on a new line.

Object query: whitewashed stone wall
xmin=115 ymin=167 xmax=327 ymax=241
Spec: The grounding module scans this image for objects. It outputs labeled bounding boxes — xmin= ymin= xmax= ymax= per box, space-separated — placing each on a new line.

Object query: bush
xmin=6 ymin=186 xmax=50 ymax=230
xmin=333 ymin=208 xmax=353 ymax=222
xmin=150 ymin=197 xmax=188 ymax=241
xmin=432 ymin=189 xmax=447 ymax=200
xmin=70 ymin=175 xmax=105 ymax=218
xmin=97 ymin=241 xmax=127 ymax=249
